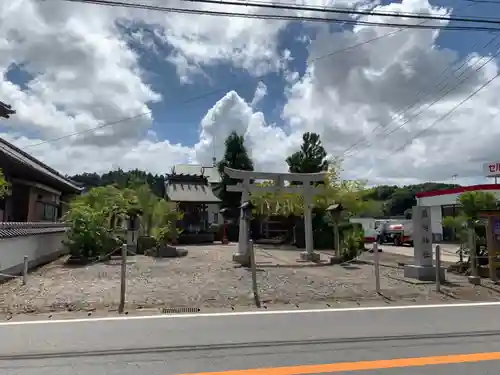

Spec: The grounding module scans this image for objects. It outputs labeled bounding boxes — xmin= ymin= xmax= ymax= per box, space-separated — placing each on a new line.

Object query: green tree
xmin=384 ymin=188 xmax=416 ymax=216
xmin=217 ymin=131 xmax=254 ymax=210
xmin=442 ymin=191 xmax=498 ymax=264
xmin=286 ymin=132 xmax=329 ymax=174
xmin=63 ymin=185 xmax=136 ymax=260
xmin=132 ymin=183 xmax=158 ymax=236
xmin=0 ymin=169 xmax=10 ymax=199
xmin=363 ymin=183 xmax=459 ymax=217
xmin=71 ymin=169 xmax=166 ymax=198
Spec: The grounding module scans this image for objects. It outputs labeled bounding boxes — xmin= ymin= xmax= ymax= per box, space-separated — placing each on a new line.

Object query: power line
xmin=378 ymin=47 xmax=500 ymax=158
xmin=339 ymin=2 xmax=479 ymax=156
xmin=368 ymin=45 xmax=500 ymax=154
xmin=391 ymin=70 xmax=500 ymax=155
xmin=21 ymin=12 xmax=417 ymax=149
xmin=56 ymin=0 xmax=500 ymax=32
xmin=342 ymin=32 xmax=498 ymax=157
xmin=25 ymin=0 xmax=497 ymax=151
xmin=182 ymin=0 xmax=500 ymax=25
xmin=347 ymin=45 xmax=500 ymax=159
xmin=465 ymin=0 xmax=500 ymax=4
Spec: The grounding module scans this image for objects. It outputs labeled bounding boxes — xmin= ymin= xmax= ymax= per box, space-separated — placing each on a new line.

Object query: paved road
xmin=2 ymin=302 xmax=500 ymax=374
xmin=380 ymin=244 xmax=461 ymax=263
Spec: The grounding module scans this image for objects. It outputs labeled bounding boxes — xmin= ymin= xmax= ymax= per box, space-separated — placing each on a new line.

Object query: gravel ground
xmin=0 ymin=244 xmax=499 ymax=315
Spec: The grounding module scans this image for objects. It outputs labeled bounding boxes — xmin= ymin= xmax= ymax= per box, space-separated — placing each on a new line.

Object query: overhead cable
xmin=56 ymin=0 xmax=500 ymax=32
xmin=343 ymin=33 xmax=499 ymax=157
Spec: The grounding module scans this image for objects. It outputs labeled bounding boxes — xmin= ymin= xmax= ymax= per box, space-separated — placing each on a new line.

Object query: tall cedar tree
xmin=217 ymin=132 xmax=254 ymax=211
xmin=286 ymin=132 xmax=329 ymax=174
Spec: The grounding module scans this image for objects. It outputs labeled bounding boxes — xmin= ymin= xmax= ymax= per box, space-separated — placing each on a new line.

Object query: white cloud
xmin=251 ymin=81 xmax=268 ymax=107
xmin=1 ymin=0 xmax=500 ymax=187
xmin=282 ymin=0 xmax=500 ymax=184
xmin=194 ymin=90 xmax=295 ymax=172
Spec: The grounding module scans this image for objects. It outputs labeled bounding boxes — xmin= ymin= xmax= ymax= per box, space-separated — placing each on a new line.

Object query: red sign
xmin=484 ymin=162 xmax=500 ymax=177
xmin=490 ymin=163 xmax=500 ymax=173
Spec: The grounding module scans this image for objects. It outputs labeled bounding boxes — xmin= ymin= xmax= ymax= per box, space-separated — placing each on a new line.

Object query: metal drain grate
xmin=161 ymin=307 xmax=200 ymax=314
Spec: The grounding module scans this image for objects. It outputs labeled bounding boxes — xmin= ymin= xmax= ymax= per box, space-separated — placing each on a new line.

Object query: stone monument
xmin=404 ymin=205 xmax=445 ymax=281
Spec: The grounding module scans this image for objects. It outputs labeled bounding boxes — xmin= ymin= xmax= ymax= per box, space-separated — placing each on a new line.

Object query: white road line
xmin=1 ymin=301 xmax=500 ymax=326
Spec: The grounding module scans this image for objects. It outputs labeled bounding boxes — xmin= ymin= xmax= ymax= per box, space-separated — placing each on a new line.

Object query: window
xmin=35 ymin=201 xmax=58 ymax=221
xmin=441 ymin=204 xmax=459 ymax=218
xmin=213 ymin=212 xmax=218 ymax=223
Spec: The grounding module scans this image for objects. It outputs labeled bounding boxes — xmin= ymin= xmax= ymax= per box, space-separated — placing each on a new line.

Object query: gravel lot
xmin=0 ymin=244 xmax=499 ymax=315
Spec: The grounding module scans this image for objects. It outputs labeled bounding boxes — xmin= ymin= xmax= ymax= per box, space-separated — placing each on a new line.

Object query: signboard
xmin=483 ymin=162 xmax=500 ymax=177
xmin=412 ymin=206 xmax=433 ymax=267
xmin=494 ymin=218 xmax=500 ymax=236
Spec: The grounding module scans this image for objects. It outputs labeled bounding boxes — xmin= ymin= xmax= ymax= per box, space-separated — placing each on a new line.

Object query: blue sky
xmin=2 ymin=0 xmax=500 ymax=183
xmin=125 ymin=20 xmax=314 ymax=145
xmin=4 ymin=0 xmax=498 ymax=148
xmin=113 ymin=0 xmax=500 ymax=149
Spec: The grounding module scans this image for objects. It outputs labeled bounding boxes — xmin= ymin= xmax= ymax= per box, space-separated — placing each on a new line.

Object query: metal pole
xmin=249 ymin=240 xmax=261 ymax=308
xmin=373 ymin=242 xmax=381 ymax=294
xmin=435 ymin=245 xmax=441 ymax=293
xmin=468 ymin=224 xmax=478 ymax=277
xmin=119 ymin=244 xmax=127 ymax=314
xmin=22 ymin=255 xmax=28 ymax=285
xmin=334 ymin=223 xmax=340 ymax=258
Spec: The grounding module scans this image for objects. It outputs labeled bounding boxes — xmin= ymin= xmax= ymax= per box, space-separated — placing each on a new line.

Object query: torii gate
xmin=224 ymin=167 xmax=328 ymax=264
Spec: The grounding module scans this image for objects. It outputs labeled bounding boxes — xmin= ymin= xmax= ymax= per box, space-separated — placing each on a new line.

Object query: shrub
xmin=137 ymin=236 xmax=157 ymax=254
xmin=340 ymin=229 xmax=364 ymax=262
xmin=64 ymin=204 xmax=122 ymax=259
xmin=151 ymin=199 xmax=184 ymax=245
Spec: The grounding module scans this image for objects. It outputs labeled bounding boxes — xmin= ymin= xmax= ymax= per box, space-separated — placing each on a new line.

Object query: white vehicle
xmin=376 ymin=220 xmax=413 ymax=246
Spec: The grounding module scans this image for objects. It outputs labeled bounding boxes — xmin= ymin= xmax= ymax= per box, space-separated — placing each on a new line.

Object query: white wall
xmin=0 ymin=232 xmax=67 ymax=278
xmin=206 ymin=203 xmax=223 ymax=224
xmin=415 ymin=189 xmax=500 ymax=241
xmin=418 ymin=188 xmax=500 ymax=207
xmin=430 ymin=205 xmax=443 ymax=240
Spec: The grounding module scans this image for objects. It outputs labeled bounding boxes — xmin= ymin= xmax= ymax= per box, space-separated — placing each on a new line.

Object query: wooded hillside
xmin=70 ymin=169 xmax=458 ymax=218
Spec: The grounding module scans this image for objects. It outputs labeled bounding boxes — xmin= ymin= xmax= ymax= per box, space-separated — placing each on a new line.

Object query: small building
xmin=416 ymin=184 xmax=500 ymax=242
xmin=0 ymin=137 xmax=82 ymax=222
xmin=164 ymin=167 xmax=221 ymax=244
xmin=169 ymin=163 xmax=222 ymax=225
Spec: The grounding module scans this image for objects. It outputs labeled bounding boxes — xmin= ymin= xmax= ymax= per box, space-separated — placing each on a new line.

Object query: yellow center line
xmin=178 ymin=351 xmax=500 ymax=375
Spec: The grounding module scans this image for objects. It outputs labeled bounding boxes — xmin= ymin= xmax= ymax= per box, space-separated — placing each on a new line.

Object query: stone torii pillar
xmin=224 ymin=167 xmax=327 ymax=264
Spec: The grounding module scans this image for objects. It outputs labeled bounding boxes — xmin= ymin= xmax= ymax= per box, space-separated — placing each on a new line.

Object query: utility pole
xmin=119 ymin=243 xmax=127 ymax=314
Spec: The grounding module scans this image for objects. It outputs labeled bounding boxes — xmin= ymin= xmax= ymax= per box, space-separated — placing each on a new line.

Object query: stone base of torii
xmin=224 ymin=167 xmax=328 ymax=266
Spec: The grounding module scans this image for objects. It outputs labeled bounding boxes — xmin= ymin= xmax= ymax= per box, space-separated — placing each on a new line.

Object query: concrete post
xmin=22 ymin=255 xmax=28 ymax=285
xmin=235 ymin=185 xmax=250 ymax=264
xmin=304 ymin=197 xmax=313 ymax=255
xmin=300 ymin=184 xmax=319 ymax=262
xmin=334 ymin=222 xmax=341 ymax=258
xmin=468 ymin=223 xmax=481 ymax=285
xmin=486 ymin=217 xmax=497 ymax=282
xmin=469 ymin=224 xmax=478 ymax=277
xmin=435 ymin=245 xmax=441 ymax=293
xmin=119 ymin=244 xmax=127 ymax=314
xmin=373 ymin=242 xmax=381 ymax=294
xmin=249 ymin=240 xmax=260 ymax=308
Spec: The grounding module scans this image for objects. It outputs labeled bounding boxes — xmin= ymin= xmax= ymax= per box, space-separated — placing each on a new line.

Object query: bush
xmin=340 ymin=229 xmax=364 ymax=262
xmin=137 ymin=236 xmax=157 ymax=254
xmin=64 ymin=205 xmax=122 ymax=260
